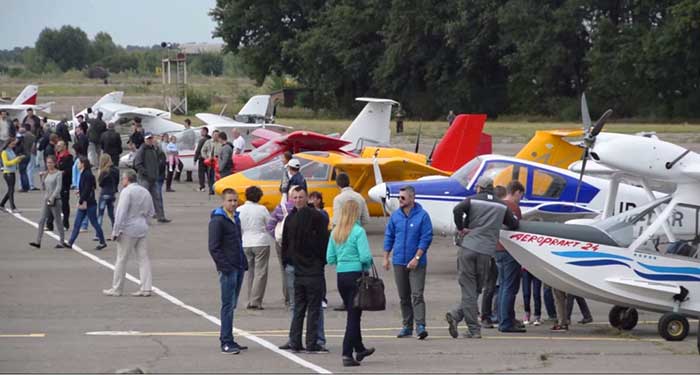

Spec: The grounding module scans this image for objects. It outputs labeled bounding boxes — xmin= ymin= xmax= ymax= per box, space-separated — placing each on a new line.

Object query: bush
xmin=188 ymin=88 xmax=212 ymax=113
xmin=8 ymin=66 xmax=24 ymax=77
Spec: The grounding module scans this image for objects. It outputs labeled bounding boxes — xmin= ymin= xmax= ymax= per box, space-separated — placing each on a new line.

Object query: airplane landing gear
xmin=609 ymin=306 xmax=638 ymax=330
xmin=658 ymin=312 xmax=689 ymax=341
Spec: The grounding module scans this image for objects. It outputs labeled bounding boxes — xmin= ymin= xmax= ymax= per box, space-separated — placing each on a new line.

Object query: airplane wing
xmin=606 ymin=277 xmax=682 ymax=297
xmin=521 ymin=202 xmax=600 ymax=222
xmin=208 ymin=122 xmax=293 ymax=130
xmin=334 ymin=157 xmax=448 ymax=183
xmin=280 ymin=131 xmax=352 ymax=151
xmin=196 ymin=113 xmax=236 ymax=124
xmin=114 ymin=107 xmax=170 ymax=119
xmin=251 ymin=128 xmax=281 ymax=140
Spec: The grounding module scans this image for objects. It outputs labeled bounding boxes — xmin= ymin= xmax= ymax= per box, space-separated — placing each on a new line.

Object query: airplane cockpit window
xmin=478 ymin=161 xmax=528 ymax=190
xmin=242 ymin=159 xmax=284 ymax=180
xmin=298 ymin=157 xmax=330 ymax=181
xmin=531 ymin=169 xmax=566 ymax=199
xmin=452 ymin=157 xmax=483 ymax=187
xmin=176 ymin=129 xmax=197 ymax=150
xmin=249 ymin=141 xmax=283 ymax=163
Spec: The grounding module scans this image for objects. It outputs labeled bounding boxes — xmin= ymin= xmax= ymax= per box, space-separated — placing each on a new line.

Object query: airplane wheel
xmin=658 ymin=313 xmax=689 ymax=341
xmin=609 ymin=306 xmax=638 ymax=330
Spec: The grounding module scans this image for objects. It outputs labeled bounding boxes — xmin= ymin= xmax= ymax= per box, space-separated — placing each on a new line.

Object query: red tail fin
xmin=430 ymin=114 xmax=491 ymax=172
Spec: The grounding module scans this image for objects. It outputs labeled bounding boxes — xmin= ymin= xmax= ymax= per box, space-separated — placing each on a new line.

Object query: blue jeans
xmin=522 ymin=270 xmax=542 ymax=317
xmin=543 ymin=286 xmax=557 ymax=319
xmin=27 ymin=154 xmax=36 ymax=189
xmin=285 ymin=265 xmax=326 ymax=346
xmin=97 ymin=194 xmax=115 ymax=228
xmin=68 ymin=204 xmax=105 ymax=245
xmin=219 ymin=269 xmax=245 ymax=347
xmin=495 ymin=251 xmax=521 ymax=331
xmin=18 ymin=157 xmax=30 ymax=191
xmin=156 ymin=178 xmax=165 ymax=213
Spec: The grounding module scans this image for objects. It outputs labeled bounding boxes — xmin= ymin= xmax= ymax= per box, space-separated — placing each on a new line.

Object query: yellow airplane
xmin=515 ymin=129 xmax=584 ymax=169
xmin=213 ymin=149 xmax=449 ymax=218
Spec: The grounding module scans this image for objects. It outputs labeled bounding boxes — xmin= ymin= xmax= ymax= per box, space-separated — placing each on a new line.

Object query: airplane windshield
xmin=249 ymin=140 xmax=283 ymax=163
xmin=242 ymin=158 xmax=285 ymax=180
xmin=452 ymin=157 xmax=483 ymax=187
xmin=241 ymin=154 xmax=330 ymax=181
xmin=594 ymin=196 xmax=700 ymax=256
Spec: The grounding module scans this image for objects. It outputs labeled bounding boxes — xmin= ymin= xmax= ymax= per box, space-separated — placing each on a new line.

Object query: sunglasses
xmin=399 ymin=196 xmax=408 ymax=201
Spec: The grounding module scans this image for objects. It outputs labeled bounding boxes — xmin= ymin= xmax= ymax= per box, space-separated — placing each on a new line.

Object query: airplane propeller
xmin=372 ymin=148 xmax=389 ymax=222
xmin=414 ymin=122 xmax=422 ymax=153
xmin=573 ymin=93 xmax=613 ymax=204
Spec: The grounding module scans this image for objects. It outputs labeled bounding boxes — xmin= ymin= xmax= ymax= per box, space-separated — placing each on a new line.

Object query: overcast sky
xmin=0 ymin=0 xmax=221 ymax=50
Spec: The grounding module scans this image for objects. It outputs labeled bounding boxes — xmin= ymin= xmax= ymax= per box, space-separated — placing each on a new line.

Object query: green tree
xmin=210 ymin=0 xmax=326 ymax=84
xmin=35 ymin=25 xmax=90 ymax=71
xmin=287 ymin=0 xmax=389 ymax=112
xmin=89 ymin=31 xmax=119 ymax=63
xmin=190 ymin=53 xmax=224 ymax=76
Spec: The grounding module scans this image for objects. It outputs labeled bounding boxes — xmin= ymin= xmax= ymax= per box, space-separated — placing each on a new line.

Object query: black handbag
xmin=353 ymin=264 xmax=386 ymax=311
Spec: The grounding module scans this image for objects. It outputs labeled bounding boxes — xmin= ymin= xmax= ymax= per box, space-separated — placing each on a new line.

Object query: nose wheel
xmin=658 ymin=312 xmax=689 ymax=341
xmin=608 ymin=306 xmax=638 ymax=330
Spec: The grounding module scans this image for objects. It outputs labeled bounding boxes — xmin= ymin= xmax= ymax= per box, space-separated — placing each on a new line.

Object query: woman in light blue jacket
xmin=327 ymin=200 xmax=375 ymax=367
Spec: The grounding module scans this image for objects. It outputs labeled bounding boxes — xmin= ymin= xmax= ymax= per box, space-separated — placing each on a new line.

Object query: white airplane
xmin=500 ymin=96 xmax=700 ymax=345
xmin=140 ymin=97 xmax=398 ymax=173
xmin=0 ymin=85 xmax=53 ymax=119
xmin=74 ymin=91 xmax=184 ymax=134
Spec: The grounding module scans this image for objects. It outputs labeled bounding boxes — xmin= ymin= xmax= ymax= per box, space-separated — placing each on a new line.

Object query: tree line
xmin=0 ymin=26 xmax=231 ymax=79
xmin=210 ymin=0 xmax=700 ymax=120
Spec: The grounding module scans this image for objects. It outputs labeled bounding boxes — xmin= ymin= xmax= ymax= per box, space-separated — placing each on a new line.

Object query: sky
xmin=0 ymin=0 xmax=221 ymax=50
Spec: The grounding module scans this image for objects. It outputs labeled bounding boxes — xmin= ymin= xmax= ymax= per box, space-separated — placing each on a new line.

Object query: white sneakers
xmin=102 ymin=289 xmax=121 ymax=297
xmin=131 ymin=290 xmax=152 ymax=297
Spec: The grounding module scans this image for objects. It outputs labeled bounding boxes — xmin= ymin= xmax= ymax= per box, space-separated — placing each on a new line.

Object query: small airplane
xmin=367 ymin=101 xmax=663 ymax=234
xmin=500 ymin=95 xmax=700 ymax=344
xmin=213 ymin=113 xmax=492 ymax=217
xmin=177 ymin=97 xmax=401 ymax=174
xmin=0 ymin=85 xmax=54 ymax=119
xmin=78 ymin=91 xmax=184 ymax=133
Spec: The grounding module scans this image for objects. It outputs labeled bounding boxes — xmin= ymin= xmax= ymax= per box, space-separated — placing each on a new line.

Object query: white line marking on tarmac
xmin=0 ymin=333 xmax=46 ymax=338
xmin=9 ymin=212 xmax=331 ymax=374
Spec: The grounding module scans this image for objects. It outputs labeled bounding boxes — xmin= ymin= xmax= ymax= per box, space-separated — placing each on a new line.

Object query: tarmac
xmin=1 ymin=173 xmax=700 ymax=373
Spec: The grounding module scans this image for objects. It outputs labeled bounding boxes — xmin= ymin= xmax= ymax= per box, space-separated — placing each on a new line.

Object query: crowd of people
xmin=1 ymin=107 xmax=595 ymax=368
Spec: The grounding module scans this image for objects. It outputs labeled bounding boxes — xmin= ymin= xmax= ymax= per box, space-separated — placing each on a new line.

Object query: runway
xmin=1 ymin=181 xmax=699 ymax=373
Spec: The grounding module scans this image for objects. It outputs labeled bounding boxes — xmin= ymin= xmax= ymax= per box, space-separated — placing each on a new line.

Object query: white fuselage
xmin=500 ymin=229 xmax=700 ymax=316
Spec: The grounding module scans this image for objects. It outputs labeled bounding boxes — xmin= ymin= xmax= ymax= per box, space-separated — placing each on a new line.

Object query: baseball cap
xmin=144 ymin=132 xmax=154 ymax=139
xmin=475 ymin=176 xmax=493 ymax=189
xmin=286 ymin=158 xmax=301 ymax=169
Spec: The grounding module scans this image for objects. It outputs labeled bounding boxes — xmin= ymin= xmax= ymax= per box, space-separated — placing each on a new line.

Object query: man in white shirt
xmin=332 ymin=172 xmax=370 ymax=227
xmin=103 ymin=169 xmax=155 ymax=297
xmin=237 ymin=186 xmax=272 ymax=309
xmin=232 ymin=129 xmax=245 ymax=155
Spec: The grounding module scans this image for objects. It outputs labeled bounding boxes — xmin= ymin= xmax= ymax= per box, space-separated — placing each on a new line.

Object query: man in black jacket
xmin=218 ymin=132 xmax=234 ymax=178
xmin=281 ymin=186 xmax=329 ymax=353
xmin=100 ymin=122 xmax=123 ymax=166
xmin=87 ymin=111 xmax=107 ymax=166
xmin=133 ymin=133 xmax=169 ymax=223
xmin=208 ymin=188 xmax=249 ymax=355
xmin=194 ymin=127 xmax=210 ymax=192
xmin=55 ymin=118 xmax=71 ymax=146
xmin=127 ymin=119 xmax=145 ymax=151
xmin=73 ymin=126 xmax=89 ymax=159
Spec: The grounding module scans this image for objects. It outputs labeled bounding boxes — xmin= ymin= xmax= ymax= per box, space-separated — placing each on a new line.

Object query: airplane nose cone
xmin=368 ymin=183 xmax=387 ymax=203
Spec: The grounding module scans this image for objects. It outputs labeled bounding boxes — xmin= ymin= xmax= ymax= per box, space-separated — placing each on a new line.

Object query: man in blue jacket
xmin=208 ymin=188 xmax=249 ymax=354
xmin=383 ymin=185 xmax=433 ymax=340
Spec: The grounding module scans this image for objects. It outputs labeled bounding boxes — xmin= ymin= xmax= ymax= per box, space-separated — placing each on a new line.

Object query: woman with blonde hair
xmin=96 ymin=153 xmax=119 ymax=231
xmin=326 ymin=200 xmax=375 ymax=367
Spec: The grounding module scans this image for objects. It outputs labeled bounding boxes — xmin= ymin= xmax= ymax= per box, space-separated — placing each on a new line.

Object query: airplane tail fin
xmin=430 ymin=114 xmax=490 ymax=172
xmin=93 ymin=91 xmax=124 ymax=108
xmin=341 ymin=98 xmax=399 ymax=151
xmin=515 ymin=129 xmax=584 ymax=169
xmin=237 ymin=95 xmax=273 ymax=123
xmin=13 ymin=85 xmax=38 ymax=105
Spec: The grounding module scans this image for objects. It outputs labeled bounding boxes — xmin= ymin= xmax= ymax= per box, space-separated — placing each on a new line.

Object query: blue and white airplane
xmin=368 ymin=154 xmax=657 ymax=234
